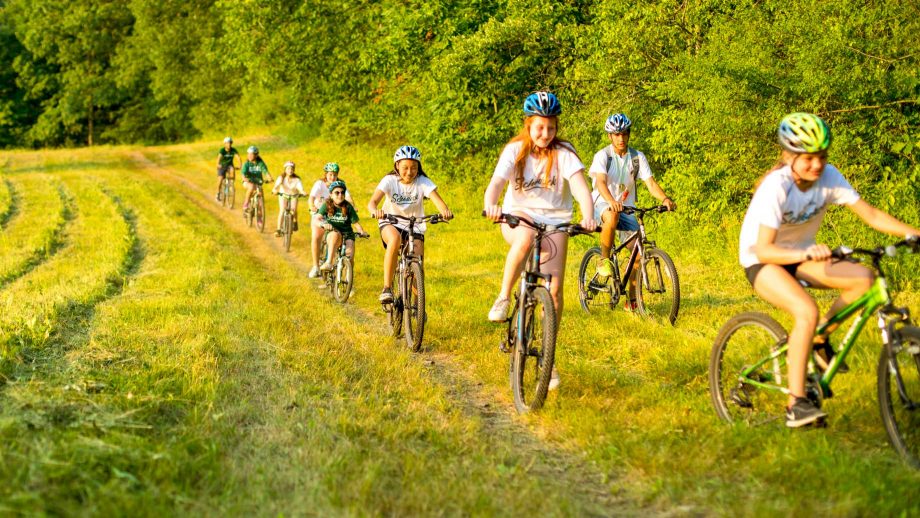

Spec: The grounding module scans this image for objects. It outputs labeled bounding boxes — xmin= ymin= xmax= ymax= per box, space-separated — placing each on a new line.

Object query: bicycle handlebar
xmin=621 ymin=205 xmax=672 ymax=216
xmin=804 ymin=237 xmax=919 ymax=262
xmin=378 ymin=213 xmax=449 ymax=225
xmin=481 ymin=211 xmax=600 ymax=236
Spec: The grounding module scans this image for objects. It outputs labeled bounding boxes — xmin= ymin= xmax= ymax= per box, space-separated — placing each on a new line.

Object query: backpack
xmin=604 ymin=146 xmax=641 ymax=185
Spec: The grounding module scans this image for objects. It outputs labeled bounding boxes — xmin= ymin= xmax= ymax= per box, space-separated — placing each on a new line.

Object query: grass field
xmin=0 ymin=136 xmax=918 ymax=516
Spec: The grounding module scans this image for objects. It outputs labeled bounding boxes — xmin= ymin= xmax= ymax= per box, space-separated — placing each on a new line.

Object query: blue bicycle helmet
xmin=523 ymin=91 xmax=562 ymax=117
xmin=224 ymin=136 xmax=233 ymax=144
xmin=247 ymin=145 xmax=259 ymax=154
xmin=393 ymin=145 xmax=422 ymax=164
xmin=604 ymin=113 xmax=632 ymax=133
xmin=323 ymin=162 xmax=339 ymax=173
xmin=328 ymin=180 xmax=347 ymax=193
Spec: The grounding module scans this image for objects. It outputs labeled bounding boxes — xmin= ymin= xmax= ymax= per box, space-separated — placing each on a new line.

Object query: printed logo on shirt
xmin=782 ymin=200 xmax=824 ymax=225
xmin=391 ymin=192 xmax=417 ymax=205
xmin=520 ymin=175 xmax=557 ymax=192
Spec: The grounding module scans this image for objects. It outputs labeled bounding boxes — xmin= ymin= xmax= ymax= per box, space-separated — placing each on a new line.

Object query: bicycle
xmin=319 ymin=231 xmax=369 ymax=303
xmin=219 ymin=166 xmax=236 ymax=209
xmin=708 ymin=238 xmax=920 ymax=468
xmin=577 ymin=205 xmax=680 ymax=325
xmin=379 ymin=213 xmax=446 ymax=352
xmin=277 ymin=193 xmax=303 ymax=252
xmin=243 ymin=183 xmax=266 ymax=233
xmin=487 ymin=212 xmax=596 ymax=413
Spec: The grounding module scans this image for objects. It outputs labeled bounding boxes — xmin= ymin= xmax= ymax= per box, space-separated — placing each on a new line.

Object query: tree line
xmin=1 ymin=0 xmax=918 ymax=221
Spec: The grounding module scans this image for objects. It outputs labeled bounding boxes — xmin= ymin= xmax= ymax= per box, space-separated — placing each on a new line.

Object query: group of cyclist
xmin=214 ymin=91 xmax=919 ymax=428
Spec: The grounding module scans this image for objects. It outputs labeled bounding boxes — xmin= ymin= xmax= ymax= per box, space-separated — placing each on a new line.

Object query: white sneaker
xmin=488 ymin=297 xmax=510 ymax=322
xmin=548 ymin=366 xmax=560 ymax=391
xmin=308 ymin=266 xmax=320 ymax=278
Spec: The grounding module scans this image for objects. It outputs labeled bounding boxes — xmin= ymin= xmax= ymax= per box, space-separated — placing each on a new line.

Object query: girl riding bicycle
xmin=271 ymin=161 xmax=307 ymax=237
xmin=308 ymin=163 xmax=354 ymax=278
xmin=367 ymin=145 xmax=453 ymax=304
xmin=483 ymin=91 xmax=596 ymax=389
xmin=317 ymin=180 xmax=369 ymax=271
xmin=241 ymin=146 xmax=273 ymax=214
xmin=215 ymin=136 xmax=241 ymax=201
xmin=739 ymin=112 xmax=920 ymax=427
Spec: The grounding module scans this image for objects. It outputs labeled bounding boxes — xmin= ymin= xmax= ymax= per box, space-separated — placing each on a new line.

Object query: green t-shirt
xmin=318 ymin=202 xmax=359 ymax=239
xmin=218 ymin=147 xmax=239 ymax=167
xmin=241 ymin=158 xmax=269 ymax=184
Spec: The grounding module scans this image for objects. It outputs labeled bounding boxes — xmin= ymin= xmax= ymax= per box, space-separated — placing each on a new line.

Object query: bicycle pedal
xmin=730 ymin=387 xmax=753 ymax=408
xmin=499 ymin=340 xmax=511 ymax=354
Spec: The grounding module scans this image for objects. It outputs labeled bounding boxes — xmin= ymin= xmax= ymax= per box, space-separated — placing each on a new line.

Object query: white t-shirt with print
xmin=376 ymin=174 xmax=438 ymax=234
xmin=588 ymin=146 xmax=652 ymax=208
xmin=738 ymin=164 xmax=860 ymax=267
xmin=274 ymin=176 xmax=306 ymax=196
xmin=492 ymin=141 xmax=585 ymax=226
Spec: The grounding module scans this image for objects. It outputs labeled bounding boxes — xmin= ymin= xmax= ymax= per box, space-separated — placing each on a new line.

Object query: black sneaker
xmin=379 ymin=287 xmax=393 ymax=304
xmin=785 ymin=397 xmax=828 ymax=428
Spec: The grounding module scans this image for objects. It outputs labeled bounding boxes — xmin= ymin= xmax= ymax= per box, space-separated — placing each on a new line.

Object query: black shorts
xmin=217 ymin=165 xmax=234 ymax=177
xmin=379 ymin=225 xmax=424 ymax=250
xmin=744 ymin=262 xmax=802 ymax=287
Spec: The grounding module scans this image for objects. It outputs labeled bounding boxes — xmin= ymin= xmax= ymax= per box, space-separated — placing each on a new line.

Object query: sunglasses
xmin=331 ymin=190 xmax=346 ymax=196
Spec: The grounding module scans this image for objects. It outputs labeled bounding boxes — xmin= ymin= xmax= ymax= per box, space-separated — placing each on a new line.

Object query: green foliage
xmin=0 ymin=0 xmax=918 ymax=224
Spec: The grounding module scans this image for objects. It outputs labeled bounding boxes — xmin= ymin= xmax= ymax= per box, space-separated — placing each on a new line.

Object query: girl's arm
xmin=216 ymin=154 xmax=222 ymax=167
xmin=428 ymin=190 xmax=453 ymax=220
xmin=568 ymin=171 xmax=596 ymax=230
xmin=271 ymin=177 xmax=282 ymax=195
xmin=368 ymin=189 xmax=386 ymax=219
xmin=753 ymin=225 xmax=832 ymax=264
xmin=483 ymin=176 xmax=507 ymax=222
xmin=354 ymin=222 xmax=368 ymax=235
xmin=849 ymin=199 xmax=920 ymax=237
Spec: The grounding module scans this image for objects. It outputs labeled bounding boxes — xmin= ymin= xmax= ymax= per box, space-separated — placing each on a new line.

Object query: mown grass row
xmin=0 ymin=177 xmax=16 ymax=228
xmin=0 ymin=174 xmax=133 ymax=382
xmin=0 ymin=152 xmax=625 ymax=515
xmin=0 ymin=176 xmax=72 ymax=287
xmin=151 ymin=136 xmax=920 ymax=514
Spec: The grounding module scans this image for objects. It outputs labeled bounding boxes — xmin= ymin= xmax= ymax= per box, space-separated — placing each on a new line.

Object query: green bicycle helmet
xmin=778 ymin=113 xmax=831 ymax=154
xmin=323 ymin=162 xmax=340 ymax=173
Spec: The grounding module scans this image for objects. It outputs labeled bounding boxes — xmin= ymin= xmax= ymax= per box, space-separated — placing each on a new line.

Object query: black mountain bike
xmin=577 ymin=205 xmax=680 ymax=325
xmin=219 ymin=166 xmax=235 ymax=209
xmin=380 ymin=214 xmax=446 ymax=352
xmin=488 ymin=212 xmax=595 ymax=413
xmin=244 ymin=184 xmax=265 ymax=233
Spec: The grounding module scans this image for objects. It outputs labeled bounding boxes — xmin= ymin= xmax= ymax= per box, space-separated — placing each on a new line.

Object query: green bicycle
xmin=709 ymin=238 xmax=920 ymax=468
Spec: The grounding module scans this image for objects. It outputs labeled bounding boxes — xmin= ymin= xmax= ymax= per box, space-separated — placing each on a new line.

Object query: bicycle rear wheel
xmin=637 ymin=247 xmax=680 ymax=325
xmin=404 ymin=261 xmax=426 ymax=352
xmin=255 ymin=195 xmax=265 ymax=232
xmin=710 ymin=312 xmax=788 ymax=426
xmin=510 ymin=286 xmax=557 ymax=413
xmin=878 ymin=325 xmax=920 ymax=469
xmin=389 ymin=276 xmax=403 ymax=338
xmin=333 ymin=256 xmax=354 ymax=303
xmin=282 ymin=212 xmax=292 ymax=252
xmin=577 ymin=247 xmax=617 ymax=313
xmin=227 ymin=179 xmax=235 ymax=209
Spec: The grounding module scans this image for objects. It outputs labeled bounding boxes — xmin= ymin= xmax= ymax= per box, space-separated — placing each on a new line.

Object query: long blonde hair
xmin=507 ymin=116 xmax=578 ymax=191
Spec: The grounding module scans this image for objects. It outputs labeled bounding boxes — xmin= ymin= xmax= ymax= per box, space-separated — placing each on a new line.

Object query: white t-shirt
xmin=492 ymin=141 xmax=585 ymax=225
xmin=588 ymin=146 xmax=652 ymax=208
xmin=273 ymin=176 xmax=306 ymax=196
xmin=309 ymin=180 xmax=352 ymax=209
xmin=376 ymin=174 xmax=438 ymax=233
xmin=738 ymin=164 xmax=860 ymax=267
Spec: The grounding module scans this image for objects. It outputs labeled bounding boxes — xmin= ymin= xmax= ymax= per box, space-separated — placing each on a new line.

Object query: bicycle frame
xmin=608 ymin=208 xmax=659 ymax=295
xmin=739 ymin=268 xmax=896 ymax=397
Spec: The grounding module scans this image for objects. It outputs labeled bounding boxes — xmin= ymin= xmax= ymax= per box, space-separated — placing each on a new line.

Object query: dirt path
xmin=128 ymin=150 xmax=649 ymax=516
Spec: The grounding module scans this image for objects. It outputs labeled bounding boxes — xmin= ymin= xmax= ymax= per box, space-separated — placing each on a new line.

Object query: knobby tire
xmin=510 ymin=286 xmax=557 ymax=413
xmin=878 ymin=325 xmax=920 ymax=469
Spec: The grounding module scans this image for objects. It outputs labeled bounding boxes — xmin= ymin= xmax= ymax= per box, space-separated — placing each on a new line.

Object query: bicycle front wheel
xmin=333 ymin=256 xmax=354 ymax=303
xmin=510 ymin=286 xmax=557 ymax=413
xmin=255 ymin=196 xmax=265 ymax=232
xmin=878 ymin=325 xmax=920 ymax=469
xmin=282 ymin=212 xmax=292 ymax=252
xmin=403 ymin=261 xmax=426 ymax=352
xmin=637 ymin=247 xmax=680 ymax=325
xmin=219 ymin=179 xmax=227 ymax=207
xmin=577 ymin=247 xmax=617 ymax=313
xmin=709 ymin=312 xmax=788 ymax=426
xmin=389 ymin=276 xmax=404 ymax=338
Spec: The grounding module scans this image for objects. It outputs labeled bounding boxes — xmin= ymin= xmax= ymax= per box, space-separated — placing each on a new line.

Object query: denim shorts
xmin=595 ymin=202 xmax=640 ymax=232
